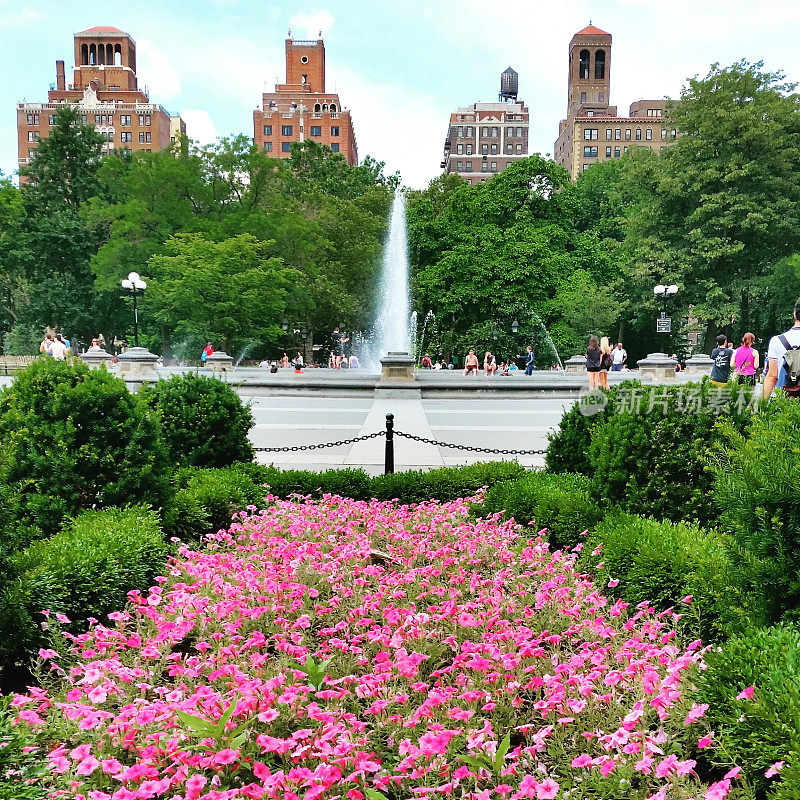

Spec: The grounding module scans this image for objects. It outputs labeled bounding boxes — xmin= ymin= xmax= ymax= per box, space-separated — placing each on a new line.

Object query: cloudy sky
xmin=3 ymin=0 xmax=800 ymax=188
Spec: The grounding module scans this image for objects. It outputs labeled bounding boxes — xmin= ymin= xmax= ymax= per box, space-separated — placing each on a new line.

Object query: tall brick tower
xmin=253 ymin=35 xmax=358 ymax=166
xmin=566 ymin=25 xmax=612 ymax=116
xmin=17 ymin=26 xmax=184 ymax=176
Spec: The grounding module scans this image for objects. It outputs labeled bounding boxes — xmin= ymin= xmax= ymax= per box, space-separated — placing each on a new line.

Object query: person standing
xmin=764 ymin=299 xmax=800 ymax=398
xmin=586 ymin=336 xmax=602 ymax=388
xmin=611 ymin=342 xmax=627 ymax=371
xmin=710 ymin=334 xmax=734 ymax=386
xmin=201 ymin=342 xmax=214 ymax=365
xmin=598 ymin=336 xmax=612 ymax=389
xmin=331 ymin=328 xmax=348 ymax=369
xmin=524 ymin=346 xmax=536 ymax=375
xmin=732 ymin=333 xmax=759 ymax=386
xmin=49 ymin=335 xmax=68 ymax=361
xmin=39 ymin=333 xmax=54 ymax=356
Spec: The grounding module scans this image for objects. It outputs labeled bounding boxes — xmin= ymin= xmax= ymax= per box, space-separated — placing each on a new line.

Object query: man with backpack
xmin=764 ymin=298 xmax=800 ymax=398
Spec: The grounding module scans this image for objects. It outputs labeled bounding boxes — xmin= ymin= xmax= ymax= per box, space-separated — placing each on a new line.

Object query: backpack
xmin=778 ymin=334 xmax=800 ymax=398
xmin=600 ymin=352 xmax=613 ymax=370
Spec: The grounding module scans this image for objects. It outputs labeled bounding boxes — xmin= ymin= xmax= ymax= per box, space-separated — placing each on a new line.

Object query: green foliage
xmin=479 ymin=471 xmax=601 ymax=550
xmin=582 ymin=514 xmax=761 ymax=641
xmin=0 ymin=694 xmax=48 ymax=800
xmin=288 ymin=654 xmax=333 ymax=692
xmin=236 ymin=464 xmax=373 ymax=501
xmin=588 ymin=380 xmax=754 ymax=524
xmin=692 ymin=624 xmax=800 ymax=797
xmin=711 ymin=397 xmax=800 ymax=620
xmin=1 ymin=506 xmax=166 ymax=676
xmin=175 ymin=697 xmax=252 ymax=751
xmin=140 ymin=373 xmax=255 ymax=468
xmin=0 ymin=359 xmax=171 ymax=541
xmin=171 ymin=468 xmax=264 ymax=539
xmin=458 ymin=732 xmax=511 ymax=782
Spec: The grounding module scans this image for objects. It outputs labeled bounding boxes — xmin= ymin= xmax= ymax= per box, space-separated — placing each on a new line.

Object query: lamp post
xmin=121 ymin=272 xmax=147 ymax=348
xmin=511 ymin=318 xmax=519 ymax=335
xmin=653 ymin=284 xmax=678 ymax=333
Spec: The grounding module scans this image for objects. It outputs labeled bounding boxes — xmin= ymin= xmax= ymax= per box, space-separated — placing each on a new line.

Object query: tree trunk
xmin=703 ymin=319 xmax=718 ymax=355
xmin=305 ymin=330 xmax=314 ymax=365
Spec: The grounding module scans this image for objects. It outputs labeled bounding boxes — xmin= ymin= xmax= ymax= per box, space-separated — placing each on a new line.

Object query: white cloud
xmin=289 ymin=9 xmax=334 ymax=38
xmin=182 ymin=110 xmax=219 ymax=144
xmin=136 ymin=38 xmax=182 ymax=101
xmin=0 ymin=6 xmax=41 ymax=27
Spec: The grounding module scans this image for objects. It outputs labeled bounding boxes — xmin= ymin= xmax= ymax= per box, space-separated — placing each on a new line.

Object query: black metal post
xmin=132 ymin=289 xmax=140 ymax=348
xmin=384 ymin=413 xmax=394 ymax=474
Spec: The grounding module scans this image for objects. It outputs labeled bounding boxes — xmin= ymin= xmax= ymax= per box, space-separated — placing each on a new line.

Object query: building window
xmin=465 ymin=126 xmax=473 ymax=137
xmin=456 ymin=161 xmax=463 ymax=171
xmin=579 ymin=49 xmax=590 ymax=79
xmin=615 ymin=129 xmax=621 ymax=140
xmin=281 ymin=125 xmax=293 ymax=136
xmin=121 ymin=131 xmax=132 ymax=142
xmin=506 ymin=127 xmax=513 ymax=137
xmin=331 ymin=126 xmax=340 ymax=136
xmin=95 ymin=114 xmax=101 ymax=125
xmin=457 ymin=125 xmax=464 ymax=137
xmin=647 ymin=108 xmax=663 ymax=117
xmin=583 ymin=146 xmax=598 ymax=158
xmin=491 ymin=161 xmax=498 ymax=172
xmin=506 ymin=143 xmax=513 ymax=154
xmin=606 ymin=146 xmax=612 ymax=157
xmin=481 ymin=144 xmax=488 ymax=155
xmin=584 ymin=129 xmax=598 ymax=140
xmin=27 ymin=131 xmax=39 ymax=142
xmin=146 ymin=116 xmax=151 ymax=126
xmin=595 ymin=49 xmax=606 ymax=79
xmin=331 ymin=143 xmax=340 ymax=152
xmin=465 ymin=161 xmax=473 ymax=172
xmin=263 ymin=124 xmax=272 ymax=135
xmin=586 ymin=111 xmax=595 ymax=117
xmin=646 ymin=128 xmax=653 ymax=140
xmin=48 ymin=115 xmax=55 ymax=125
xmin=138 ymin=114 xmax=145 ymax=126
xmin=516 ymin=127 xmax=523 ymax=137
xmin=281 ymin=142 xmax=292 ymax=152
xmin=661 ymin=129 xmax=668 ymax=140
xmin=265 ymin=142 xmax=272 ymax=152
xmin=516 ymin=143 xmax=522 ymax=153
xmin=625 ymin=128 xmax=631 ymax=140
xmin=457 ymin=144 xmax=463 ymax=154
xmin=120 ymin=115 xmax=131 ymax=126
xmin=624 ymin=146 xmax=629 ymax=152
xmin=599 ymin=92 xmax=605 ymax=102
xmin=481 ymin=127 xmax=489 ymax=137
xmin=145 ymin=132 xmax=151 ymax=143
xmin=614 ymin=147 xmax=620 ymax=158
xmin=490 ymin=143 xmax=497 ymax=154
xmin=606 ymin=128 xmax=612 ymax=140
xmin=26 ymin=113 xmax=39 ymax=125
xmin=580 ymin=92 xmax=587 ymax=104
xmin=139 ymin=133 xmax=145 ymax=143
xmin=635 ymin=128 xmax=642 ymax=140
xmin=482 ymin=160 xmax=489 ymax=172
xmin=466 ymin=144 xmax=473 ymax=155
xmin=310 ymin=126 xmax=321 ymax=136
xmin=491 ymin=127 xmax=498 ymax=137
xmin=671 ymin=129 xmax=677 ymax=139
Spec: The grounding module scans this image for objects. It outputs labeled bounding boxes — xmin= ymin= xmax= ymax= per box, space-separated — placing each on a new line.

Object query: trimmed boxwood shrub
xmin=711 ymin=397 xmax=800 ymax=621
xmin=479 ymin=471 xmax=601 ymax=550
xmin=588 ymin=380 xmax=754 ymax=524
xmin=0 ymin=506 xmax=167 ymax=681
xmin=140 ymin=373 xmax=255 ymax=468
xmin=0 ymin=359 xmax=171 ymax=542
xmin=581 ymin=513 xmax=763 ymax=641
xmin=235 ymin=464 xmax=373 ymax=501
xmin=692 ymin=624 xmax=800 ymax=799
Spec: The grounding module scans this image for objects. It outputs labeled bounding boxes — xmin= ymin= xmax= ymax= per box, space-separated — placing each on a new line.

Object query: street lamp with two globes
xmin=121 ymin=272 xmax=147 ymax=348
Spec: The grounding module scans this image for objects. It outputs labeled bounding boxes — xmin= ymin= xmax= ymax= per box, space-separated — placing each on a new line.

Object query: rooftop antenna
xmin=287 ymin=27 xmax=292 ymax=37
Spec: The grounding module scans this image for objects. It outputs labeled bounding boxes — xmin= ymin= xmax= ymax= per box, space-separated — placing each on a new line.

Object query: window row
xmin=264 ymin=125 xmax=340 ymax=137
xmin=264 ymin=142 xmax=339 ymax=153
xmin=583 ymin=145 xmax=630 ymax=158
xmin=26 ymin=112 xmax=147 ymax=127
xmin=454 ymin=161 xmax=500 ymax=173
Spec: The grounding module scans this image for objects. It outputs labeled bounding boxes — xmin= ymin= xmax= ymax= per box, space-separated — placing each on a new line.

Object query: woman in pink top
xmin=732 ymin=332 xmax=759 ymax=386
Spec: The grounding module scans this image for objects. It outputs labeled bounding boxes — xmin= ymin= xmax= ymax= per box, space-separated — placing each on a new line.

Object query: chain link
xmin=254 ymin=431 xmax=385 ymax=453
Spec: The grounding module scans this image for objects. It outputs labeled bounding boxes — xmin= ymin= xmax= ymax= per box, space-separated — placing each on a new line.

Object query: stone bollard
xmin=684 ymin=353 xmax=714 ymax=377
xmin=117 ymin=346 xmax=159 ymax=378
xmin=564 ymin=354 xmax=587 ymax=374
xmin=205 ymin=351 xmax=235 ymax=372
xmin=380 ymin=351 xmax=416 ymax=382
xmin=636 ymin=352 xmax=677 ymax=381
xmin=79 ymin=346 xmax=113 ymax=369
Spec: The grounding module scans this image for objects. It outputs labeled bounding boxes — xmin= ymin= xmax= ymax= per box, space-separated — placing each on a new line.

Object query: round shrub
xmin=588 ymin=380 xmax=754 ymax=524
xmin=479 ymin=471 xmax=601 ymax=550
xmin=692 ymin=624 xmax=800 ymax=798
xmin=1 ymin=506 xmax=167 ymax=680
xmin=140 ymin=373 xmax=255 ymax=468
xmin=0 ymin=359 xmax=170 ymax=542
xmin=581 ymin=513 xmax=762 ymax=641
xmin=234 ymin=464 xmax=373 ymax=501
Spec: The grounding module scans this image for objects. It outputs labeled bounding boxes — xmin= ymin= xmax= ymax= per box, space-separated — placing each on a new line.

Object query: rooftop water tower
xmin=499 ymin=67 xmax=518 ymax=101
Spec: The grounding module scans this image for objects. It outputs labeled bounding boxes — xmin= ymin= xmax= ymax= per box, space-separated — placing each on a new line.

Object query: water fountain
xmin=418 ymin=310 xmax=437 ymax=361
xmin=374 ymin=190 xmax=415 ymax=381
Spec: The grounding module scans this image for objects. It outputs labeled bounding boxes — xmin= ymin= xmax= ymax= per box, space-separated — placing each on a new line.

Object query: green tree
xmin=147 ymin=233 xmax=293 ymax=354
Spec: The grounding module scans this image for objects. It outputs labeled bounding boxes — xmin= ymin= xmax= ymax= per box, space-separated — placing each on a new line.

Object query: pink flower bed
xmin=15 ymin=495 xmax=740 ymax=800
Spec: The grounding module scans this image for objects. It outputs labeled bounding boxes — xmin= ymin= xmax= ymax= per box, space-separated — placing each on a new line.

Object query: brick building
xmin=554 ymin=25 xmax=677 ymax=180
xmin=17 ymin=26 xmax=185 ymax=176
xmin=442 ymin=68 xmax=530 ymax=185
xmin=253 ymin=36 xmax=358 ymax=166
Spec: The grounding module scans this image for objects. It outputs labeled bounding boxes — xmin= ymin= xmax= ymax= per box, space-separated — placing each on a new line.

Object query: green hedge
xmin=235 ymin=464 xmax=373 ymax=501
xmin=692 ymin=624 xmax=800 ymax=798
xmin=1 ymin=506 xmax=167 ymax=680
xmin=479 ymin=471 xmax=601 ymax=550
xmin=581 ymin=513 xmax=762 ymax=641
xmin=140 ymin=373 xmax=255 ymax=468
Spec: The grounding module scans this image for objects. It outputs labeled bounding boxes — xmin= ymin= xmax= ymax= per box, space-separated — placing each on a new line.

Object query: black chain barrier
xmin=254 ymin=413 xmax=547 ymax=473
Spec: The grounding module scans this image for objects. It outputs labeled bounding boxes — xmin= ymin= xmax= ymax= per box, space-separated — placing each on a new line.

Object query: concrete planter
xmin=380 ymin=351 xmax=416 ymax=382
xmin=79 ymin=346 xmax=113 ymax=369
xmin=564 ymin=354 xmax=587 ymax=374
xmin=205 ymin=351 xmax=235 ymax=372
xmin=117 ymin=346 xmax=159 ymax=377
xmin=637 ymin=352 xmax=677 ymax=381
xmin=684 ymin=353 xmax=714 ymax=376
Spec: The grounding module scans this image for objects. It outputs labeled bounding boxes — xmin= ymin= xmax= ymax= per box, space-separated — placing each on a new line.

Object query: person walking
xmin=464 ymin=349 xmax=479 ymax=376
xmin=611 ymin=342 xmax=627 ymax=371
xmin=586 ymin=336 xmax=602 ymax=389
xmin=710 ymin=334 xmax=734 ymax=387
xmin=732 ymin=333 xmax=759 ymax=386
xmin=764 ymin=299 xmax=800 ymax=398
xmin=598 ymin=336 xmax=612 ymax=389
xmin=50 ymin=334 xmax=68 ymax=361
xmin=524 ymin=345 xmax=536 ymax=375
